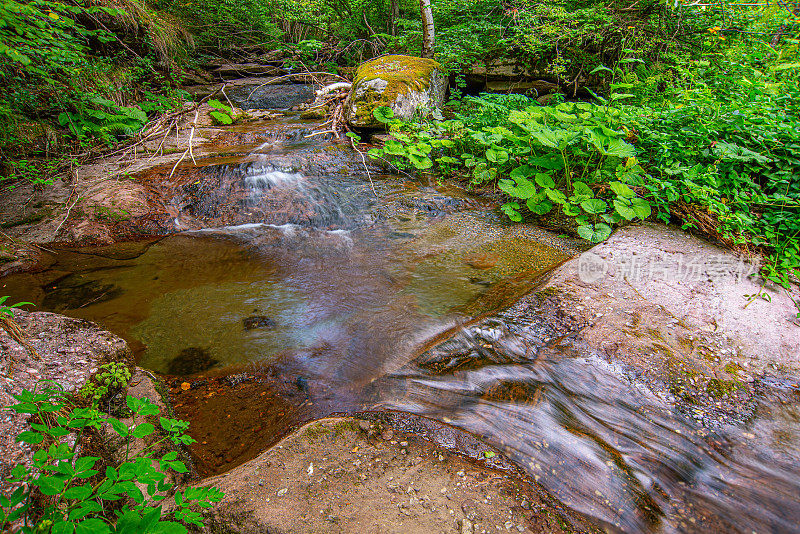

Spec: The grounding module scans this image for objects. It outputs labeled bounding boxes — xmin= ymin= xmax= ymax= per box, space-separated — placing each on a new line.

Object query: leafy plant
xmin=0 ymin=296 xmax=33 ymax=318
xmin=1 ymin=383 xmax=223 ymax=533
xmin=79 ymin=363 xmax=133 ymax=407
xmin=207 ymin=99 xmax=233 ymax=125
xmin=58 ymin=96 xmax=148 ymax=145
xmin=368 ymin=99 xmax=651 ymax=243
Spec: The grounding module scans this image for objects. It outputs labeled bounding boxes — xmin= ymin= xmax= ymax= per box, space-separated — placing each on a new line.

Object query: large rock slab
xmin=345 ymin=55 xmax=446 ymax=128
xmin=548 ymin=222 xmax=800 ymax=376
xmin=197 ymin=416 xmax=592 ymax=534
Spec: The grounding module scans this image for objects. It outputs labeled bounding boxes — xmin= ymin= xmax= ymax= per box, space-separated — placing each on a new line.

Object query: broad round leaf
xmin=631 ymin=197 xmax=652 ymax=219
xmin=526 ymin=198 xmax=553 ymax=215
xmin=577 ymin=223 xmax=613 ymax=243
xmin=372 ymin=106 xmax=394 ymax=123
xmin=580 ymin=199 xmax=608 ymax=214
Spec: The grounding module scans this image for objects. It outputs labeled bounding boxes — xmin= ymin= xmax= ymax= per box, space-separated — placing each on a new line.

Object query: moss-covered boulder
xmin=344 ymin=55 xmax=446 ymax=128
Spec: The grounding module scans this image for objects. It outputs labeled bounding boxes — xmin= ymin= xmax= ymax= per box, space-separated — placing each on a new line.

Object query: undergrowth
xmin=1 ymin=382 xmax=223 ymax=533
xmin=368 ymin=22 xmax=800 ymax=287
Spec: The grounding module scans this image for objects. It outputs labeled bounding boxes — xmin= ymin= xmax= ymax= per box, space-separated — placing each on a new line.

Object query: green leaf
xmin=75 ymin=518 xmax=111 ymax=534
xmin=209 ymin=111 xmax=232 ymax=125
xmin=408 ymin=154 xmax=433 ymax=170
xmin=580 ymin=199 xmax=608 ymax=214
xmin=372 ymin=106 xmax=394 ymax=124
xmin=382 ymin=139 xmax=405 ymax=155
xmin=132 ymin=423 xmax=155 ymax=439
xmin=510 ymin=165 xmax=535 ymax=180
xmin=150 ymin=521 xmax=188 ymax=534
xmin=528 ymin=155 xmax=564 ymax=170
xmin=602 ymin=138 xmax=636 ymax=158
xmin=63 ymin=484 xmax=93 ymax=500
xmin=74 ymin=457 xmax=97 ymax=473
xmin=34 ymin=476 xmax=67 ymax=496
xmin=52 ymin=522 xmax=75 ymax=534
xmin=108 ymin=418 xmax=129 ymax=437
xmin=526 ymin=198 xmax=553 ymax=215
xmin=498 ymin=177 xmax=536 ymax=200
xmin=577 ymin=223 xmax=613 ymax=243
xmin=534 ymin=174 xmax=555 ymax=188
xmin=609 ymin=181 xmax=635 ymax=198
xmin=631 ymin=197 xmax=652 ymax=220
xmin=207 ymin=99 xmax=230 ymax=113
xmin=485 ymin=148 xmax=509 ymax=164
xmin=613 ymin=198 xmax=637 ymax=220
xmin=500 ymin=202 xmax=522 ymax=222
xmin=590 ymin=64 xmax=613 ymax=75
xmin=572 ymin=182 xmax=594 ymax=200
xmin=16 ymin=431 xmax=43 ymax=444
xmin=545 ymin=188 xmax=567 ymax=204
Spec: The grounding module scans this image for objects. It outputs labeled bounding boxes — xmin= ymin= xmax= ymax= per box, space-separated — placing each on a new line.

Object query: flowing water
xmin=4 ymin=98 xmax=800 ymax=533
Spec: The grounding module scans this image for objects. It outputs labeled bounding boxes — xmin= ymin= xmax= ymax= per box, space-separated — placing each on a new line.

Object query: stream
xmin=4 ymin=88 xmax=800 ymax=533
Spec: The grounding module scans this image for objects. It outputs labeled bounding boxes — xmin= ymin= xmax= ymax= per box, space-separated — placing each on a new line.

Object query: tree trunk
xmin=419 ymin=0 xmax=435 ymax=58
xmin=389 ymin=0 xmax=399 ymax=36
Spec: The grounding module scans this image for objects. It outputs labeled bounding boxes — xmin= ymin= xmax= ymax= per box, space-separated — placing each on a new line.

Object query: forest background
xmin=1 ymin=0 xmax=799 ymax=286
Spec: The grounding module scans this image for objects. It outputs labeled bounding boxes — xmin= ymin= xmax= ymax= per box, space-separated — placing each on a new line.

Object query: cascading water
xmin=4 ymin=105 xmax=799 ymax=533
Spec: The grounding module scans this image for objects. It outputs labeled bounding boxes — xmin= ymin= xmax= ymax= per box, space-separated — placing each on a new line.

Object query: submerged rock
xmin=345 ymin=55 xmax=446 ymax=128
xmin=242 ymin=315 xmax=276 ymax=330
xmin=167 ymin=347 xmax=218 ymax=375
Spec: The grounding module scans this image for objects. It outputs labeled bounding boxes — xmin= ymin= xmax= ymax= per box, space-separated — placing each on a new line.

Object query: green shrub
xmin=1 ymin=383 xmax=223 ymax=533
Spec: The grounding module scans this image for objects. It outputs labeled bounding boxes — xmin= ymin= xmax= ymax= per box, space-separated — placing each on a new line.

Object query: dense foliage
xmin=368 ymin=5 xmax=800 ymax=286
xmin=1 ymin=383 xmax=223 ymax=533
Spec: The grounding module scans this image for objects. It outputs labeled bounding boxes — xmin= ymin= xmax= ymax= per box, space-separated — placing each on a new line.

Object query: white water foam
xmin=244 ymin=169 xmax=304 ymax=190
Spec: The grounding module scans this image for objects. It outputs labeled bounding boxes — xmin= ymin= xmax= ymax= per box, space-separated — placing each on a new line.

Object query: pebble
xmin=277 ymin=488 xmax=288 ymax=496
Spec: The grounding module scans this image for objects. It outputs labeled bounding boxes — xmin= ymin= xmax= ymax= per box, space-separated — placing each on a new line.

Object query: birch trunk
xmin=419 ymin=0 xmax=435 ymax=59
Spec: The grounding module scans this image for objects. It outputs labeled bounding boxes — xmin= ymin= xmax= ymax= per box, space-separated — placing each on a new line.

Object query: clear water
xmin=4 ymin=114 xmax=799 ymax=533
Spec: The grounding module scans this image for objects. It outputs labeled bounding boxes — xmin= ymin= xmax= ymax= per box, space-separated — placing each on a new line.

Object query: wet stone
xmin=243 ymin=315 xmax=277 ymax=330
xmin=167 ymin=347 xmax=219 ymax=375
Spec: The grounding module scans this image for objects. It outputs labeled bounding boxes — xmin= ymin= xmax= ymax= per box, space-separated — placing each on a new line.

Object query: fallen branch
xmin=349 ymin=137 xmax=377 ymax=198
xmin=245 ymin=72 xmax=350 ymax=101
xmin=168 ymin=110 xmax=199 ymax=179
xmin=52 ymin=183 xmax=80 ymax=240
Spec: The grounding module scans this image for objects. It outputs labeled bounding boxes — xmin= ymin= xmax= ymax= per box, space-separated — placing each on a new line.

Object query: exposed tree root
xmin=1 ymin=315 xmax=40 ymax=378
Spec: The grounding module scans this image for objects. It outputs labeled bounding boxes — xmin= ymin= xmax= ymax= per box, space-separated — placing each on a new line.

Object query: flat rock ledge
xmin=198 ymin=416 xmax=594 ymax=534
xmin=544 ymin=222 xmax=800 ymax=377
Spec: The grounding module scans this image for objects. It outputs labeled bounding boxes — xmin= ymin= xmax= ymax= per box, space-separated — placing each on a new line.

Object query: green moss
xmin=724 ymin=362 xmax=743 ymax=375
xmin=535 ymin=286 xmax=561 ymax=298
xmin=351 ymin=55 xmax=441 ymax=124
xmin=302 ymin=419 xmax=359 ymax=442
xmin=706 ymin=378 xmax=742 ymax=399
xmin=1 ymin=208 xmax=50 ymax=228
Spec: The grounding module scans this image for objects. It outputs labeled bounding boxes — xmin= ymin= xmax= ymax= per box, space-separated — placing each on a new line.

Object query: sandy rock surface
xmin=198 ymin=417 xmax=593 ymax=534
xmin=544 ymin=223 xmax=800 ymax=377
